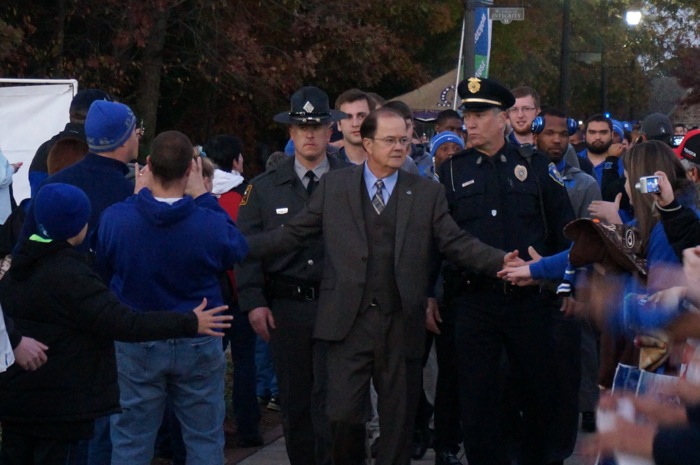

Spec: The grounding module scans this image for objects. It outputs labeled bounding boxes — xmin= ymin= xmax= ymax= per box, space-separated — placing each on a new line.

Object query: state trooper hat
xmin=457 ymin=77 xmax=515 ymax=112
xmin=274 ymin=86 xmax=347 ymax=125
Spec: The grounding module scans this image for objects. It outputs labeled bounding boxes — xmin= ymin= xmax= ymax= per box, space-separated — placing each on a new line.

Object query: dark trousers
xmin=269 ymin=298 xmax=331 ymax=465
xmin=453 ymin=291 xmax=555 ymax=465
xmin=545 ymin=312 xmax=582 ymax=463
xmin=1 ymin=425 xmax=75 ymax=465
xmin=432 ymin=317 xmax=462 ymax=454
xmin=224 ymin=306 xmax=262 ymax=440
xmin=410 ymin=334 xmax=434 ymax=455
xmin=326 ymin=306 xmax=422 ymax=465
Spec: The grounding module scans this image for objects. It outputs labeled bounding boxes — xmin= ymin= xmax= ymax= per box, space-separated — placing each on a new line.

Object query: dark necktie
xmin=372 ymin=180 xmax=386 ymax=214
xmin=305 ymin=170 xmax=317 ymax=195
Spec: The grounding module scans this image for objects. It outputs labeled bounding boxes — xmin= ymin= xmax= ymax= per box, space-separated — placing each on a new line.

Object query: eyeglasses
xmin=507 ymin=106 xmax=537 ymax=115
xmin=370 ymin=136 xmax=411 ymax=147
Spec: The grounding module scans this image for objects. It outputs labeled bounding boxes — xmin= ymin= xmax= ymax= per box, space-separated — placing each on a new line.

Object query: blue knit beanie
xmin=430 ymin=131 xmax=465 ymax=154
xmin=611 ymin=119 xmax=624 ymax=140
xmin=34 ymin=184 xmax=91 ymax=241
xmin=85 ymin=101 xmax=136 ymax=153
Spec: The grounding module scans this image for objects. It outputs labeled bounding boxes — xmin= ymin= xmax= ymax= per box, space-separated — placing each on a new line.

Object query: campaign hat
xmin=274 ymin=86 xmax=347 ymax=125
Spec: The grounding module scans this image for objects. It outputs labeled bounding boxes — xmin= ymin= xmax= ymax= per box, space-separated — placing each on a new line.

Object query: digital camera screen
xmin=645 ymin=177 xmax=659 ymax=193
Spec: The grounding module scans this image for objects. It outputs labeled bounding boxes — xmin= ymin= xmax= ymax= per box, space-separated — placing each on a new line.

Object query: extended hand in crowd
xmin=645 ymin=286 xmax=687 ymax=312
xmin=192 ymin=298 xmax=232 ymax=336
xmin=497 ymin=246 xmax=542 ymax=287
xmin=249 ymin=307 xmax=276 ymax=342
xmin=588 ymin=193 xmax=623 ymax=224
xmin=13 ymin=336 xmax=48 ymax=371
xmin=587 ymin=394 xmax=657 ymax=462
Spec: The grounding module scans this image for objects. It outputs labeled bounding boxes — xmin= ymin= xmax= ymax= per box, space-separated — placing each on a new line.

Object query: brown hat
xmin=564 ymin=218 xmax=647 ymax=281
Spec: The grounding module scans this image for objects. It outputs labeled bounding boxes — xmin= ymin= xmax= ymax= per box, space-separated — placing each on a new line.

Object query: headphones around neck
xmin=531 ymin=115 xmax=578 ymax=136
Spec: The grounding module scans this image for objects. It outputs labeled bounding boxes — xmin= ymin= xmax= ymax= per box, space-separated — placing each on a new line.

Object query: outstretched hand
xmin=192 ymin=298 xmax=232 ymax=336
xmin=588 ymin=193 xmax=623 ymax=224
xmin=497 ymin=246 xmax=542 ymax=286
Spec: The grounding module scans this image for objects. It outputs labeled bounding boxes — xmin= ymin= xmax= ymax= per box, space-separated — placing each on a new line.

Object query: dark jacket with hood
xmin=0 ymin=238 xmax=198 ymax=437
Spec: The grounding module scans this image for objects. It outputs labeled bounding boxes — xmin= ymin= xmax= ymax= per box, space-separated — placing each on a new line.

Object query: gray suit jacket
xmin=247 ymin=163 xmax=505 ymax=356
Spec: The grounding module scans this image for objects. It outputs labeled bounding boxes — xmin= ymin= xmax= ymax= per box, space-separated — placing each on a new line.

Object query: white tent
xmin=0 ymin=79 xmax=77 ymax=202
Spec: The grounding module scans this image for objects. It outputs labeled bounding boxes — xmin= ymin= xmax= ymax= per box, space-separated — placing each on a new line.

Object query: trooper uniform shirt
xmin=438 ymin=141 xmax=574 ymax=262
xmin=235 ymin=155 xmax=349 ymax=312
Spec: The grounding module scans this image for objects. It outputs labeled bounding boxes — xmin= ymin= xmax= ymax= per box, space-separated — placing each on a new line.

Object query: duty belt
xmin=268 ymin=277 xmax=320 ymax=301
xmin=461 ymin=273 xmax=540 ymax=296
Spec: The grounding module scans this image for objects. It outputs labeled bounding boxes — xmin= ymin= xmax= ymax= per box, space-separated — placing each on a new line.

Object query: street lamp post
xmin=560 ymin=3 xmax=642 ymax=115
xmin=559 ymin=0 xmax=571 ymax=112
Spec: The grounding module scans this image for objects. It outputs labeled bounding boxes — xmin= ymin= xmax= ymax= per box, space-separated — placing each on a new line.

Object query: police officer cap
xmin=457 ymin=77 xmax=515 ymax=112
xmin=274 ymin=86 xmax=347 ymax=125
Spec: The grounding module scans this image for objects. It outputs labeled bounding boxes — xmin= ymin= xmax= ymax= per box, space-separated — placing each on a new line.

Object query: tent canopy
xmin=391 ymin=69 xmax=459 ymax=121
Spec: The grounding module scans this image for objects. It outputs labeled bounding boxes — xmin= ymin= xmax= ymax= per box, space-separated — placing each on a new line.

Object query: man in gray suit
xmin=246 ymin=107 xmax=512 ymax=465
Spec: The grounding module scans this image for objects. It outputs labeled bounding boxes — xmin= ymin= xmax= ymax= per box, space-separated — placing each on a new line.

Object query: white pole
xmin=454 ymin=13 xmax=467 ymax=110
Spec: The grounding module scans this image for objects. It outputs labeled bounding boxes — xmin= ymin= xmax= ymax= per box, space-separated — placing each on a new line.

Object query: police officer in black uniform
xmin=235 ymin=86 xmax=348 ymax=465
xmin=436 ymin=77 xmax=575 ymax=465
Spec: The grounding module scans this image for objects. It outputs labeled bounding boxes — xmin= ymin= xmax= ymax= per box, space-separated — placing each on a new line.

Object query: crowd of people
xmin=0 ymin=76 xmax=698 ymax=465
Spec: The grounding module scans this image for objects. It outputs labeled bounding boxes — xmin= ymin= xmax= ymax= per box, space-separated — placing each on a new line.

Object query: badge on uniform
xmin=548 ymin=163 xmax=565 ymax=186
xmin=276 ymin=208 xmax=289 ymax=215
xmin=467 ymin=78 xmax=481 ymax=94
xmin=239 ymin=184 xmax=253 ymax=206
xmin=514 ymin=165 xmax=528 ymax=182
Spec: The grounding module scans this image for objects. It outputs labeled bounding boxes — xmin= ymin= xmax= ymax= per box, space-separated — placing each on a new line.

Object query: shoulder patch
xmin=548 ymin=163 xmax=565 ymax=186
xmin=239 ymin=184 xmax=253 ymax=206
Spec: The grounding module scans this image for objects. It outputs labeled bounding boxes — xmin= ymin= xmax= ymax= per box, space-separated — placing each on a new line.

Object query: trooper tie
xmin=372 ymin=180 xmax=386 ymax=214
xmin=305 ymin=170 xmax=317 ymax=195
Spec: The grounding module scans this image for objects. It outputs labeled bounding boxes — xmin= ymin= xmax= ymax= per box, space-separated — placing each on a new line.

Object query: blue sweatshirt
xmin=96 ymin=189 xmax=249 ymax=313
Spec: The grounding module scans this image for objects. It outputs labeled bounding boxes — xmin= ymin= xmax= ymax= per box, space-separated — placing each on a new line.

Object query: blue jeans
xmin=110 ymin=337 xmax=226 ymax=465
xmin=255 ymin=336 xmax=278 ymax=398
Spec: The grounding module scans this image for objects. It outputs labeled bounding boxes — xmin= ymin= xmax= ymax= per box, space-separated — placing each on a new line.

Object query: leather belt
xmin=268 ymin=277 xmax=320 ymax=301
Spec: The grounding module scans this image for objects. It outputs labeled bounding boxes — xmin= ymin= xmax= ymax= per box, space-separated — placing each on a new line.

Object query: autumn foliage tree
xmin=1 ymin=0 xmax=698 ymax=170
xmin=0 ymin=0 xmax=461 ymax=171
xmin=674 ymin=46 xmax=700 ymax=106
